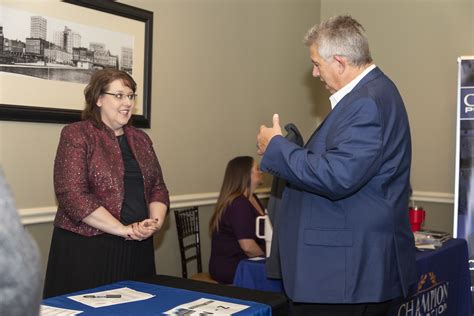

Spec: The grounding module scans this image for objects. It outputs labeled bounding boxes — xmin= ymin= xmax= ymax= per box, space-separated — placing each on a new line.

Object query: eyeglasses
xmin=102 ymin=92 xmax=137 ymax=101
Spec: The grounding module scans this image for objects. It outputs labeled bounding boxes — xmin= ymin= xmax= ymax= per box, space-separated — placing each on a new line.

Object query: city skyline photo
xmin=1 ymin=5 xmax=134 ymax=84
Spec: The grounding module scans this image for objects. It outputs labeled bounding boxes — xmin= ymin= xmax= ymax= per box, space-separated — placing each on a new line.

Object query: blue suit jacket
xmin=261 ymin=67 xmax=416 ymax=303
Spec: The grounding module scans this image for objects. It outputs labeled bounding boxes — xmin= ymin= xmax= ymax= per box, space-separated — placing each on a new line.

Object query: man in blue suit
xmin=257 ymin=15 xmax=416 ymax=315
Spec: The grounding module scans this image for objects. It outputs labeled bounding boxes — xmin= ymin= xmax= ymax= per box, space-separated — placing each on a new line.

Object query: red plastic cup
xmin=409 ymin=207 xmax=425 ymax=232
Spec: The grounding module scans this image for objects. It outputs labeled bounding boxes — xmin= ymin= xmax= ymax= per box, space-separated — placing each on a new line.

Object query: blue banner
xmin=455 ymin=57 xmax=474 ymax=257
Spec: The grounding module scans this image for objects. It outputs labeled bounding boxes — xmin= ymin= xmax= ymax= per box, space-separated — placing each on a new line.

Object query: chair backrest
xmin=174 ymin=206 xmax=203 ymax=278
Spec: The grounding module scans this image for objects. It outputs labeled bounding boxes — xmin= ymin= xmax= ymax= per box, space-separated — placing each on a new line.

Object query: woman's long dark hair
xmin=209 ymin=156 xmax=254 ymax=235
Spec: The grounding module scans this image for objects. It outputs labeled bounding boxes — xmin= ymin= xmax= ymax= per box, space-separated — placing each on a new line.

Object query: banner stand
xmin=454 ymin=56 xmax=474 ymax=305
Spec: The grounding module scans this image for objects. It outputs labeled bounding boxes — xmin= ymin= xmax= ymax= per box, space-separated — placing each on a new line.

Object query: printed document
xmin=40 ymin=305 xmax=83 ymax=315
xmin=68 ymin=287 xmax=154 ymax=308
xmin=164 ymin=298 xmax=249 ymax=315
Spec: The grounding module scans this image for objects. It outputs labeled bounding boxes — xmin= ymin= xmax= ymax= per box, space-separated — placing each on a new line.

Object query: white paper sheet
xmin=248 ymin=256 xmax=265 ymax=261
xmin=40 ymin=305 xmax=83 ymax=316
xmin=163 ymin=298 xmax=249 ymax=315
xmin=68 ymin=287 xmax=154 ymax=308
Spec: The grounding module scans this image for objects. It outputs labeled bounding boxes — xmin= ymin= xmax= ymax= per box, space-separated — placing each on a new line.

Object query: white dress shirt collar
xmin=329 ymin=64 xmax=376 ymax=109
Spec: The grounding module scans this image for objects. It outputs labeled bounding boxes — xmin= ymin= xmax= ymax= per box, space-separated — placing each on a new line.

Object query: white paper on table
xmin=248 ymin=256 xmax=265 ymax=261
xmin=40 ymin=304 xmax=83 ymax=315
xmin=68 ymin=287 xmax=154 ymax=308
xmin=163 ymin=298 xmax=249 ymax=315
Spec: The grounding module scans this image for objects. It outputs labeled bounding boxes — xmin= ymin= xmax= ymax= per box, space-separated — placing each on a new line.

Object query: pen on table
xmin=82 ymin=294 xmax=122 ymax=298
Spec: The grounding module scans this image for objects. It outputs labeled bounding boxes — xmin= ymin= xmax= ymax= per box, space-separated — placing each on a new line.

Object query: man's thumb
xmin=272 ymin=113 xmax=280 ymax=128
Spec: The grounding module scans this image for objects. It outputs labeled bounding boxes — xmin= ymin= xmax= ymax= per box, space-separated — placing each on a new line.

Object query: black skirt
xmin=43 ymin=227 xmax=156 ymax=298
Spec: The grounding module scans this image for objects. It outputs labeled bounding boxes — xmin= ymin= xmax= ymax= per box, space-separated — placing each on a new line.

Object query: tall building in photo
xmin=63 ymin=27 xmax=73 ymax=53
xmin=53 ymin=31 xmax=63 ymax=48
xmin=30 ymin=16 xmax=47 ymax=40
xmin=0 ymin=26 xmax=4 ymax=52
xmin=121 ymin=47 xmax=133 ymax=73
xmin=72 ymin=32 xmax=81 ymax=50
xmin=55 ymin=26 xmax=81 ymax=53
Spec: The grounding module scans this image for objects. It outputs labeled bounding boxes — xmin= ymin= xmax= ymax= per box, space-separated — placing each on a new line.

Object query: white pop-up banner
xmin=454 ymin=56 xmax=474 ymax=257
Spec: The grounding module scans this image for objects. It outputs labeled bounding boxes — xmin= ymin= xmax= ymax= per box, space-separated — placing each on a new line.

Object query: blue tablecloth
xmin=233 ymin=238 xmax=472 ymax=315
xmin=42 ymin=280 xmax=271 ymax=315
xmin=401 ymin=238 xmax=472 ymax=315
xmin=233 ymin=259 xmax=285 ymax=293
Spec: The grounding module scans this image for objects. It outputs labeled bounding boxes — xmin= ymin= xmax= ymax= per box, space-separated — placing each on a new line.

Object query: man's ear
xmin=333 ymin=55 xmax=346 ymax=74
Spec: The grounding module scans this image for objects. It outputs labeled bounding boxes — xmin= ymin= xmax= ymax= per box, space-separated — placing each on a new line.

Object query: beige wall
xmin=119 ymin=0 xmax=325 ymax=195
xmin=321 ymin=0 xmax=473 ymax=193
xmin=2 ymin=0 xmax=473 ymax=279
xmin=321 ymin=0 xmax=473 ymax=233
xmin=2 ymin=0 xmax=323 ymax=277
xmin=0 ymin=0 xmax=322 ymax=206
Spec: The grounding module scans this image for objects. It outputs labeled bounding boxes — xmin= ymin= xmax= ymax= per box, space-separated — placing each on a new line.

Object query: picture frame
xmin=0 ymin=0 xmax=153 ymax=128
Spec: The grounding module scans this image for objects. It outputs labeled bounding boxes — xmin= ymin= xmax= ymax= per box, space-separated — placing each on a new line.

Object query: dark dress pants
xmin=289 ymin=298 xmax=400 ymax=316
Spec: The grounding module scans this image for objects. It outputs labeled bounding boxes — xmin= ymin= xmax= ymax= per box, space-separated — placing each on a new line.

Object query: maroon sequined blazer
xmin=53 ymin=120 xmax=170 ymax=236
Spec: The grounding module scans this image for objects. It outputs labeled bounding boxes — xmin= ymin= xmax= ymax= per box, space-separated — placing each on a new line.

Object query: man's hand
xmin=257 ymin=114 xmax=283 ymax=155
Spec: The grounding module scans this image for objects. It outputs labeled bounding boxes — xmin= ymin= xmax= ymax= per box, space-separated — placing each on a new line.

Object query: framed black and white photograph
xmin=0 ymin=0 xmax=153 ymax=127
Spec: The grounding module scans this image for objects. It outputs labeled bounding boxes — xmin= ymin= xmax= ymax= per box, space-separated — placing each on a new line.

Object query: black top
xmin=117 ymin=134 xmax=147 ymax=225
xmin=209 ymin=195 xmax=265 ymax=284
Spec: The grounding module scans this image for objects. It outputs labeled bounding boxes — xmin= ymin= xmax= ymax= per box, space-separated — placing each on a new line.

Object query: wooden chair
xmin=174 ymin=206 xmax=217 ymax=283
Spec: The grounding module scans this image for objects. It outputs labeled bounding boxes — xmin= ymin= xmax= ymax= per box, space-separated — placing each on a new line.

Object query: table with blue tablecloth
xmin=233 ymin=238 xmax=472 ymax=315
xmin=43 ymin=274 xmax=288 ymax=316
xmin=233 ymin=258 xmax=285 ymax=293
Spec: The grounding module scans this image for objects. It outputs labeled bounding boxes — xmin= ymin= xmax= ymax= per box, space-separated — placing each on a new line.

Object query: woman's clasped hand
xmin=126 ymin=218 xmax=161 ymax=241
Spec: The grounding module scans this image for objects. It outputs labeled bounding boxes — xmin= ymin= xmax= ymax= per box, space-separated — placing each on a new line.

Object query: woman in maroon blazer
xmin=43 ymin=69 xmax=169 ymax=298
xmin=208 ymin=156 xmax=265 ymax=284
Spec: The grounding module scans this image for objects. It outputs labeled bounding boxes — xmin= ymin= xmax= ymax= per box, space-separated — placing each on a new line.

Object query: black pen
xmin=83 ymin=294 xmax=122 ymax=298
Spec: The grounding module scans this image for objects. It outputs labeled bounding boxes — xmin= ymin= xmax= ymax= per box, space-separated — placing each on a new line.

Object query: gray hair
xmin=304 ymin=15 xmax=372 ymax=66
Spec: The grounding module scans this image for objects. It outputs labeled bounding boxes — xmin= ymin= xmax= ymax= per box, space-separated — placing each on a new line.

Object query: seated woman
xmin=209 ymin=156 xmax=265 ymax=284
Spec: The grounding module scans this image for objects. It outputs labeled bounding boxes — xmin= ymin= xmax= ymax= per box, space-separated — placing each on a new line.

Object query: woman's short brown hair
xmin=82 ymin=68 xmax=137 ymax=125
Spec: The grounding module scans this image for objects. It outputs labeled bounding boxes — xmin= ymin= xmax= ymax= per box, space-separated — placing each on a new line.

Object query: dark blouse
xmin=209 ymin=195 xmax=265 ymax=284
xmin=117 ymin=134 xmax=147 ymax=225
